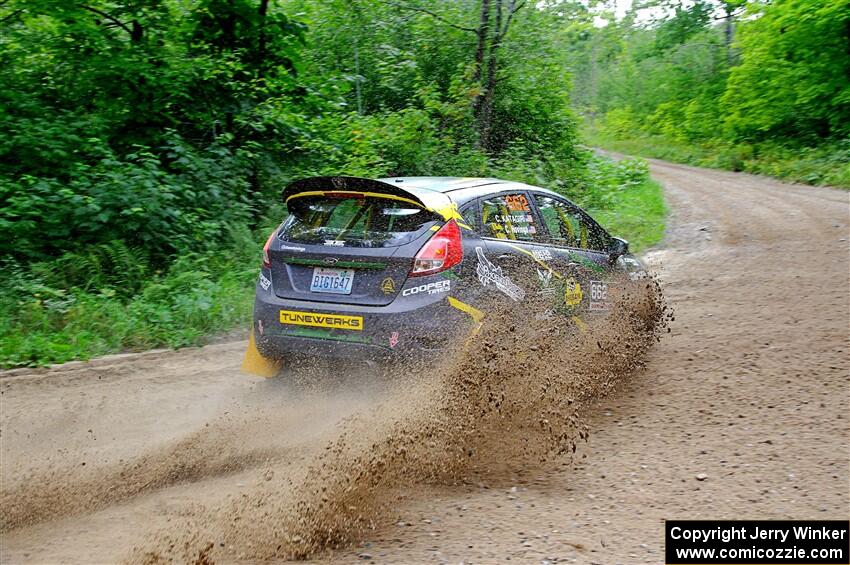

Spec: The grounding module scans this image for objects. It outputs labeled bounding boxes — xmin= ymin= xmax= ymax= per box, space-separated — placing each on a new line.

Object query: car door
xmin=529 ymin=191 xmax=616 ymax=312
xmin=473 ymin=190 xmax=553 ymax=303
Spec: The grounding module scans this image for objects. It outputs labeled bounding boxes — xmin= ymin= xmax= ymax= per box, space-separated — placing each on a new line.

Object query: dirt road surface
xmin=2 ymin=159 xmax=848 ymax=564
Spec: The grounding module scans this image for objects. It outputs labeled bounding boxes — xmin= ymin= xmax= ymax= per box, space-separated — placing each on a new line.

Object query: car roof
xmin=378 ymin=176 xmax=559 ymax=205
xmin=378 ymin=177 xmax=504 ymax=192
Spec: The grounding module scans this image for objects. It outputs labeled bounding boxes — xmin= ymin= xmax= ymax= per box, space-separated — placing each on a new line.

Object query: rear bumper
xmin=252 ymin=286 xmax=473 ymax=361
xmin=255 ymin=332 xmax=396 ymax=362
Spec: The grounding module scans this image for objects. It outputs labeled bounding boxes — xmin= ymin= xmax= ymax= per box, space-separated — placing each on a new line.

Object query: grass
xmin=0 ymin=155 xmax=667 ymax=369
xmin=0 ymin=263 xmax=257 ymax=369
xmin=0 ymin=272 xmax=254 ymax=368
xmin=584 ymin=128 xmax=850 ymax=190
xmin=0 ymin=240 xmax=260 ymax=369
xmin=588 ymin=178 xmax=666 ymax=253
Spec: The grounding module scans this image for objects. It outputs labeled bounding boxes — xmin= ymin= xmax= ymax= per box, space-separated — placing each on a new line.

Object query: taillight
xmin=410 ymin=220 xmax=463 ymax=277
xmin=262 ymin=230 xmax=275 ymax=269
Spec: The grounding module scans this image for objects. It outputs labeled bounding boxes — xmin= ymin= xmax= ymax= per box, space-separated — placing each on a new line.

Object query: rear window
xmin=280 ymin=195 xmax=438 ymax=248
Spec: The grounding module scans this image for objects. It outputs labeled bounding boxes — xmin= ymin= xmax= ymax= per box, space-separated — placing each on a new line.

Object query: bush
xmin=0 ymin=135 xmax=253 ymax=263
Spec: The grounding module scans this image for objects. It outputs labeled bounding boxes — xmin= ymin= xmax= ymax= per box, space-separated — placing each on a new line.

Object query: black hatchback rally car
xmin=252 ymin=176 xmax=647 ymax=363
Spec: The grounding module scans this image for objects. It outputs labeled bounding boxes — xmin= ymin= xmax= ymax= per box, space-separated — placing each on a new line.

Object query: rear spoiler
xmin=282 ymin=176 xmax=466 ymax=225
xmin=282 ymin=176 xmax=427 ymax=208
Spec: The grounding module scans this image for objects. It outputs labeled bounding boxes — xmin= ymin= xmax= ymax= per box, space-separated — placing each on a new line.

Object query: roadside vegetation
xmin=583 ymin=132 xmax=850 ymax=189
xmin=570 ymin=0 xmax=850 ymax=189
xmin=1 ymin=0 xmax=667 ymax=368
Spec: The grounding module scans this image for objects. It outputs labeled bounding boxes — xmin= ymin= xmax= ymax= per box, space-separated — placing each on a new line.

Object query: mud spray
xmin=129 ymin=275 xmax=669 ymax=563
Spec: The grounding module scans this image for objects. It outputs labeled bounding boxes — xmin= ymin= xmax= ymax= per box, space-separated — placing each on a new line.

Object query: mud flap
xmin=241 ymin=330 xmax=282 ymax=378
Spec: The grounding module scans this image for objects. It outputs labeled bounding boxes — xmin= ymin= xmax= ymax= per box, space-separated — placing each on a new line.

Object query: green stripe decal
xmin=279 ymin=326 xmax=374 ymax=344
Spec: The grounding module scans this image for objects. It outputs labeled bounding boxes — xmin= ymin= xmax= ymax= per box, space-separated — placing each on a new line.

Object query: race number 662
xmin=590 ymin=280 xmax=608 ymax=301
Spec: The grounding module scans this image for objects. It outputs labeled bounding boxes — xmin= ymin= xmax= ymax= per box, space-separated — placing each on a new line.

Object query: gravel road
xmin=1 ymin=159 xmax=848 ymax=564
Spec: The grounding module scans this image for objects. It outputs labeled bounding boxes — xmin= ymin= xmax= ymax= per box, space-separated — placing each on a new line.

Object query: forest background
xmin=1 ymin=0 xmax=846 ymax=367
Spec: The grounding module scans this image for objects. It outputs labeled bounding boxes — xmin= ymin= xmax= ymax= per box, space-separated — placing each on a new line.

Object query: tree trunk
xmin=723 ymin=3 xmax=734 ymax=65
xmin=354 ymin=40 xmax=363 ymax=114
xmin=130 ymin=20 xmax=143 ymax=42
xmin=472 ymin=0 xmax=491 ymax=86
xmin=257 ymin=0 xmax=269 ymax=77
xmin=478 ymin=0 xmax=503 ymax=151
xmin=471 ymin=0 xmax=491 ymax=125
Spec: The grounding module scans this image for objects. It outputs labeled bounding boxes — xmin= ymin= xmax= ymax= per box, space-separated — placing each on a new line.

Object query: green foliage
xmin=722 ymin=0 xmax=850 ymax=140
xmin=31 ymin=240 xmax=150 ymax=298
xmin=572 ymin=0 xmax=849 ymax=179
xmin=1 ymin=0 xmax=581 ymax=262
xmin=653 ymin=1 xmax=713 ymax=51
xmin=1 ymin=137 xmax=253 ymax=261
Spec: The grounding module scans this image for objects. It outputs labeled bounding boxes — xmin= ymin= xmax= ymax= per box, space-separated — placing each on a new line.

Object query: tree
xmin=382 ymin=0 xmax=527 ymax=151
xmin=722 ymin=0 xmax=850 ymax=140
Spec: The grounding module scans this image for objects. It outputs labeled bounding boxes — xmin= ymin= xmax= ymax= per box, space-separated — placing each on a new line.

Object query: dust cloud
xmin=133 ymin=274 xmax=667 ymax=563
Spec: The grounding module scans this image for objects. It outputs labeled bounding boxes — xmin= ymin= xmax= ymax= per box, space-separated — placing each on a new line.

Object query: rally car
xmin=246 ymin=176 xmax=646 ymax=372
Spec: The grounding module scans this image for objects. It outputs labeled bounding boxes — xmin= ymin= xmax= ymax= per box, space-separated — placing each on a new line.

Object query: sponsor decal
xmin=258 ymin=273 xmax=271 ymax=291
xmin=380 ymin=277 xmax=396 ymax=295
xmin=281 ymin=244 xmax=305 ymax=252
xmin=389 ymin=331 xmax=399 ymax=349
xmin=279 ymin=310 xmax=363 ymax=331
xmin=402 ymin=279 xmax=451 ymax=296
xmin=324 ymin=240 xmax=345 ymax=247
xmin=505 ymin=194 xmax=530 ymax=212
xmin=563 ymin=277 xmax=583 ymax=307
xmin=589 ymin=280 xmax=610 ymax=311
xmin=475 ymin=247 xmax=525 ymax=302
xmin=532 ymin=248 xmax=554 ymax=262
xmin=536 ymin=268 xmax=555 ymax=293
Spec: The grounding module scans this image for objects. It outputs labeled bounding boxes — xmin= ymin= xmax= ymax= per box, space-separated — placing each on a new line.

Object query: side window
xmin=459 ymin=202 xmax=479 ymax=231
xmin=533 ymin=194 xmax=609 ymax=251
xmin=480 ymin=193 xmax=539 ymax=242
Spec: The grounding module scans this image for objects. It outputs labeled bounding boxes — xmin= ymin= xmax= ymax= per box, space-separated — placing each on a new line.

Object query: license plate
xmin=310 ymin=267 xmax=354 ymax=294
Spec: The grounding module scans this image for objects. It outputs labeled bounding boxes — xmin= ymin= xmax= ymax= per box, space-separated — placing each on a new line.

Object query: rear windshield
xmin=280 ymin=195 xmax=438 ymax=248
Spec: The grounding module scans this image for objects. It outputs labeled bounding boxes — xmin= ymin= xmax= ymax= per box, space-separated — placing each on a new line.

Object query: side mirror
xmin=608 ymin=236 xmax=629 ymax=258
